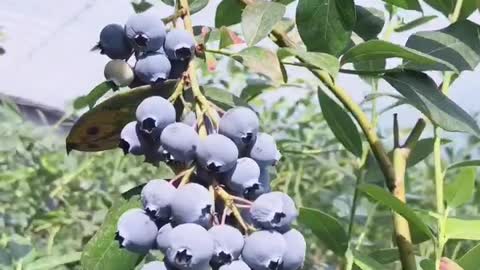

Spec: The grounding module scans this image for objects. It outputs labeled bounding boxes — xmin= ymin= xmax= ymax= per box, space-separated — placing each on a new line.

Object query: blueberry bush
xmin=2 ymin=0 xmax=480 ymax=269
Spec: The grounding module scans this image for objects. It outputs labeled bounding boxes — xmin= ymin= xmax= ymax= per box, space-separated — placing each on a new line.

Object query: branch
xmin=392 ymin=118 xmax=425 ymax=270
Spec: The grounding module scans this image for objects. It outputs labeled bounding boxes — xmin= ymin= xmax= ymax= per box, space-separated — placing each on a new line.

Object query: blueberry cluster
xmin=115 ymin=103 xmax=306 ymax=270
xmin=97 ymin=11 xmax=195 ymax=87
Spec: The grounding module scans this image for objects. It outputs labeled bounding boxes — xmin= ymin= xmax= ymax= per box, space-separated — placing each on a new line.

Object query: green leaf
xmin=445 ymin=217 xmax=480 ymax=240
xmin=67 ymin=81 xmax=181 ymax=152
xmin=368 ymin=248 xmax=399 ymax=264
xmin=241 ymin=1 xmax=285 ymax=46
xmin=354 ymin=58 xmax=386 ymax=85
xmin=420 ymin=259 xmax=436 ymax=270
xmin=445 ymin=167 xmax=476 ymax=208
xmin=407 ymin=138 xmax=451 ymax=167
xmin=218 ymin=27 xmax=236 ymax=49
xmin=424 ymin=0 xmax=477 ymax=20
xmin=318 ymin=89 xmax=363 ymax=157
xmin=383 ymin=71 xmax=480 ymax=137
xmin=296 ymin=0 xmax=354 ymax=55
xmin=395 ymin=16 xmax=437 ymax=32
xmin=354 ymin=6 xmax=385 ymax=41
xmin=448 ymin=160 xmax=480 ymax=170
xmin=240 ymin=80 xmax=274 ymax=101
xmin=203 ymin=87 xmax=249 ymax=110
xmin=354 ymin=252 xmax=386 ymax=270
xmin=161 ymin=0 xmax=208 ymax=14
xmin=80 ymin=196 xmax=143 ymax=270
xmin=381 ymin=0 xmax=422 ymax=11
xmin=73 ymin=82 xmax=113 ymax=110
xmin=233 ymin=47 xmax=284 ymax=83
xmin=405 ymin=20 xmax=480 ymax=72
xmin=278 ymin=48 xmax=340 ymax=78
xmin=341 ymin=40 xmax=457 ymax=72
xmin=358 ymin=184 xmax=435 ymax=240
xmin=215 ymin=0 xmax=245 ymax=27
xmin=25 ymin=252 xmax=81 ymax=270
xmin=458 ymin=243 xmax=480 ymax=270
xmin=298 ymin=207 xmax=348 ymax=256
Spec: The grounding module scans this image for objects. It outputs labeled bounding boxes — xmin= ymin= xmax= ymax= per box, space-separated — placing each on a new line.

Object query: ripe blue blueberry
xmin=119 ymin=121 xmax=145 ymax=155
xmin=196 ymin=134 xmax=239 ymax=173
xmin=219 ymin=261 xmax=251 ymax=270
xmin=225 ymin=158 xmax=262 ymax=200
xmin=208 ymin=225 xmax=245 ymax=268
xmin=219 ymin=107 xmax=259 ymax=152
xmin=135 ymin=52 xmax=172 ymax=84
xmin=156 ymin=222 xmax=173 ymax=253
xmin=125 ymin=12 xmax=166 ymax=53
xmin=136 ymin=96 xmax=176 ymax=136
xmin=170 ymin=183 xmax=213 ymax=228
xmin=104 ymin=60 xmax=134 ymax=87
xmin=282 ymin=229 xmax=306 ymax=270
xmin=115 ymin=208 xmax=158 ymax=254
xmin=249 ymin=192 xmax=298 ymax=232
xmin=259 ymin=167 xmax=271 ymax=193
xmin=141 ymin=179 xmax=176 ymax=220
xmin=98 ymin=24 xmax=132 ymax=59
xmin=248 ymin=133 xmax=282 ymax=167
xmin=141 ymin=261 xmax=168 ymax=270
xmin=164 ymin=29 xmax=196 ymax=61
xmin=165 ymin=223 xmax=214 ymax=270
xmin=242 ymin=230 xmax=286 ymax=270
xmin=160 ymin=122 xmax=200 ymax=164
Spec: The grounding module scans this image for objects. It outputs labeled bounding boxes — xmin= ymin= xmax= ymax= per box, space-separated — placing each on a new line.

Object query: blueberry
xmin=249 ymin=192 xmax=298 ymax=232
xmin=141 ymin=179 xmax=176 ymax=220
xmin=168 ymin=60 xmax=189 ymax=79
xmin=160 ymin=123 xmax=200 ymax=164
xmin=219 ymin=260 xmax=251 ymax=270
xmin=141 ymin=261 xmax=168 ymax=270
xmin=225 ymin=158 xmax=262 ymax=200
xmin=208 ymin=225 xmax=245 ymax=268
xmin=259 ymin=167 xmax=271 ymax=193
xmin=119 ymin=121 xmax=145 ymax=155
xmin=219 ymin=107 xmax=259 ymax=152
xmin=165 ymin=223 xmax=214 ymax=270
xmin=115 ymin=208 xmax=157 ymax=254
xmin=156 ymin=223 xmax=173 ymax=253
xmin=135 ymin=52 xmax=172 ymax=84
xmin=282 ymin=229 xmax=306 ymax=270
xmin=125 ymin=11 xmax=166 ymax=53
xmin=170 ymin=183 xmax=213 ymax=228
xmin=248 ymin=133 xmax=281 ymax=167
xmin=242 ymin=230 xmax=286 ymax=270
xmin=104 ymin=60 xmax=134 ymax=87
xmin=98 ymin=24 xmax=132 ymax=59
xmin=164 ymin=29 xmax=196 ymax=61
xmin=136 ymin=96 xmax=176 ymax=136
xmin=196 ymin=134 xmax=239 ymax=173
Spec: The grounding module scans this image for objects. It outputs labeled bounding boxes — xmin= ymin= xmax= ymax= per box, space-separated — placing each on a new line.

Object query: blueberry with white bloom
xmin=164 ymin=29 xmax=196 ymax=60
xmin=170 ymin=183 xmax=213 ymax=228
xmin=165 ymin=223 xmax=214 ymax=270
xmin=208 ymin=225 xmax=245 ymax=268
xmin=219 ymin=107 xmax=259 ymax=152
xmin=115 ymin=208 xmax=158 ymax=254
xmin=136 ymin=96 xmax=176 ymax=136
xmin=250 ymin=192 xmax=298 ymax=232
xmin=196 ymin=134 xmax=239 ymax=173
xmin=125 ymin=11 xmax=166 ymax=53
xmin=242 ymin=230 xmax=286 ymax=270
xmin=141 ymin=179 xmax=176 ymax=220
xmin=282 ymin=228 xmax=306 ymax=270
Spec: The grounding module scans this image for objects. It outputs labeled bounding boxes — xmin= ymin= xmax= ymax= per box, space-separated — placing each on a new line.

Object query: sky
xmin=0 ymin=0 xmax=479 ymax=131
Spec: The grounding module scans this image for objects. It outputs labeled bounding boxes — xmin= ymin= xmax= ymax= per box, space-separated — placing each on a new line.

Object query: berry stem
xmin=179 ymin=166 xmax=195 ymax=186
xmin=168 ymin=78 xmax=185 ymax=102
xmin=214 ymin=185 xmax=255 ymax=234
xmin=231 ymin=195 xmax=253 ymax=205
xmin=161 ymin=8 xmax=187 ymax=24
xmin=178 ymin=0 xmax=215 ymax=137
